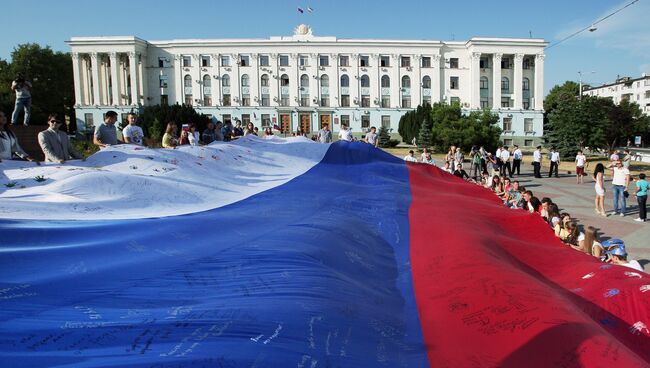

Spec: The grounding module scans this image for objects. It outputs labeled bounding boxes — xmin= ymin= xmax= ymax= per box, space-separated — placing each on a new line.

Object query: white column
xmin=82 ymin=56 xmax=92 ymax=105
xmin=534 ymin=54 xmax=545 ymax=110
xmin=492 ymin=53 xmax=502 ymax=109
xmin=470 ymin=52 xmax=481 ymax=109
xmin=128 ymin=52 xmax=140 ymax=106
xmin=109 ymin=53 xmax=121 ymax=106
xmin=102 ymin=56 xmax=110 ymax=105
xmin=90 ymin=53 xmax=101 ymax=106
xmin=513 ymin=54 xmax=524 ymax=109
xmin=139 ymin=54 xmax=146 ymax=106
xmin=174 ymin=54 xmax=182 ymax=104
xmin=431 ymin=55 xmax=441 ymax=103
xmin=71 ymin=52 xmax=83 ymax=106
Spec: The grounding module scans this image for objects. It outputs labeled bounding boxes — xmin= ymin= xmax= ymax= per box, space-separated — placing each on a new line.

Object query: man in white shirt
xmin=548 ymin=148 xmax=560 ymax=178
xmin=404 ymin=150 xmax=418 ymax=162
xmin=575 ymin=150 xmax=587 ymax=184
xmin=122 ymin=113 xmax=145 ymax=146
xmin=533 ymin=145 xmax=542 ymax=178
xmin=364 ymin=126 xmax=378 ymax=147
xmin=606 ymin=244 xmax=644 ymax=272
xmin=500 ymin=146 xmax=511 ymax=177
xmin=512 ymin=145 xmax=522 ymax=176
xmin=610 ymin=160 xmax=630 ymax=216
xmin=338 ymin=124 xmax=352 ymax=142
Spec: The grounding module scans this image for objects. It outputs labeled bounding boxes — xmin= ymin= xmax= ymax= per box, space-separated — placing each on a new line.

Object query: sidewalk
xmin=506 ymin=167 xmax=650 ymax=266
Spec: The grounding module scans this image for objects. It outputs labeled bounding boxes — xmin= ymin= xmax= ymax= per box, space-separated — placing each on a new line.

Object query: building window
xmin=241 ymin=96 xmax=250 ymax=106
xmin=450 ymin=76 xmax=459 ymax=90
xmin=381 ymin=96 xmax=390 ymax=108
xmin=361 ymin=96 xmax=370 ymax=107
xmin=183 ymin=56 xmax=192 ymax=67
xmin=503 ymin=139 xmax=513 ymax=146
xmin=480 ymin=57 xmax=488 ymax=69
xmin=422 ymin=76 xmax=431 ymax=89
xmin=449 ymin=58 xmax=459 ymax=69
xmin=523 ymin=99 xmax=530 ymax=110
xmin=381 ymin=115 xmax=390 ymax=129
xmin=339 ymin=55 xmax=349 ymax=67
xmin=524 ymin=139 xmax=533 ymax=147
xmin=341 ymin=115 xmax=350 ymax=127
xmin=241 ymin=114 xmax=251 ymax=126
xmin=84 ymin=113 xmax=94 ymax=129
xmin=160 ymin=95 xmax=168 ymax=106
xmin=184 ymin=75 xmax=192 ymax=87
xmin=380 ymin=55 xmax=390 ymax=67
xmin=401 ymin=56 xmax=411 ymax=68
xmin=300 ymin=74 xmax=310 ymax=89
xmin=261 ymin=96 xmax=270 ymax=106
xmin=422 ymin=96 xmax=431 ymax=107
xmin=222 ymin=74 xmax=230 ymax=87
xmin=523 ymin=57 xmax=532 ymax=69
xmin=159 ymin=75 xmax=168 ymax=88
xmin=501 ymin=77 xmax=510 ymax=93
xmin=360 ymin=55 xmax=369 ymax=67
xmin=319 ymin=55 xmax=329 ymax=67
xmin=241 ymin=74 xmax=250 ymax=87
xmin=480 ymin=98 xmax=489 ymax=109
xmin=320 ymin=74 xmax=329 ymax=87
xmin=204 ymin=96 xmax=212 ymax=106
xmin=299 ymin=55 xmax=309 ymax=67
xmin=381 ymin=75 xmax=390 ymax=88
xmin=259 ymin=55 xmax=269 ymax=66
xmin=203 ymin=74 xmax=211 ymax=93
xmin=240 ymin=55 xmax=250 ymax=66
xmin=480 ymin=76 xmax=489 ymax=90
xmin=402 ymin=96 xmax=411 ymax=108
xmin=524 ymin=118 xmax=534 ymax=133
xmin=501 ymin=57 xmax=510 ymax=69
xmin=341 ymin=95 xmax=350 ymax=107
xmin=261 ymin=74 xmax=269 ymax=87
xmin=501 ymin=97 xmax=510 ymax=108
xmin=280 ymin=96 xmax=289 ymax=106
xmin=362 ymin=115 xmax=371 ymax=129
xmin=279 ymin=55 xmax=289 ymax=66
xmin=201 ymin=56 xmax=210 ymax=67
xmin=222 ymin=114 xmax=231 ymax=125
xmin=158 ymin=57 xmax=165 ymax=68
xmin=401 ymin=76 xmax=411 ymax=88
xmin=261 ymin=114 xmax=271 ymax=128
xmin=450 ymin=97 xmax=460 ymax=105
xmin=223 ymin=94 xmax=231 ymax=106
xmin=321 ymin=97 xmax=330 ymax=107
xmin=221 ymin=55 xmax=230 ymax=66
xmin=503 ymin=118 xmax=512 ymax=131
xmin=300 ymin=97 xmax=309 ymax=106
xmin=360 ymin=75 xmax=370 ymax=88
xmin=280 ymin=74 xmax=289 ymax=86
xmin=422 ymin=57 xmax=431 ymax=68
xmin=522 ymin=78 xmax=530 ymax=91
xmin=340 ymin=74 xmax=349 ymax=87
xmin=185 ymin=95 xmax=193 ymax=105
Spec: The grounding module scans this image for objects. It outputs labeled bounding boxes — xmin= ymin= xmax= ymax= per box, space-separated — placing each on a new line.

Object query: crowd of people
xmin=403 ymin=144 xmax=647 ymax=272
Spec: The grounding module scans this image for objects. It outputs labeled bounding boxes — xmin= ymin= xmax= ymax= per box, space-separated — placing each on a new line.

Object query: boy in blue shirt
xmin=635 ymin=173 xmax=649 ymax=222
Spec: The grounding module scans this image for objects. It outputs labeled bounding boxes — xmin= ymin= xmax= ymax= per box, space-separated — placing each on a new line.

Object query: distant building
xmin=67 ymin=25 xmax=547 ymax=146
xmin=582 ymin=74 xmax=650 ymax=114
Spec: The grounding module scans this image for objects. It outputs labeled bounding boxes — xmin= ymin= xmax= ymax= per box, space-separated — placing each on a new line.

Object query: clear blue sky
xmin=2 ymin=0 xmax=649 ymax=94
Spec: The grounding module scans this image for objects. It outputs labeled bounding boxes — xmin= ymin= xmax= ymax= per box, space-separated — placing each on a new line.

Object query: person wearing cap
xmin=609 ymin=159 xmax=630 ymax=216
xmin=605 ymin=240 xmax=644 ymax=272
xmin=38 ymin=113 xmax=82 ymax=163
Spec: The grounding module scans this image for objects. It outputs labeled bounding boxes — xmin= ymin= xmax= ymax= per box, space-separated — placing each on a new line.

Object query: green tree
xmin=377 ymin=126 xmax=392 ymax=148
xmin=416 ymin=118 xmax=433 ymax=150
xmin=604 ymin=99 xmax=650 ymax=151
xmin=398 ymin=104 xmax=432 ymax=143
xmin=0 ymin=44 xmax=73 ymax=127
xmin=428 ymin=102 xmax=501 ymax=152
xmin=141 ymin=103 xmax=212 ymax=144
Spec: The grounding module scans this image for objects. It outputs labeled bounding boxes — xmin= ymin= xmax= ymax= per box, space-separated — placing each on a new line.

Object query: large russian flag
xmin=1 ymin=137 xmax=649 ymax=367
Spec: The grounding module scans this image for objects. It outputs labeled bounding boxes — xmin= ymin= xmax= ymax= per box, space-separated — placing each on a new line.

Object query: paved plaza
xmin=509 ymin=166 xmax=650 ymax=266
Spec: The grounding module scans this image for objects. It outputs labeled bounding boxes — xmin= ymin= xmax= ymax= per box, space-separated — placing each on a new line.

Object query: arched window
xmin=280 ymin=74 xmax=289 ymax=87
xmin=381 ymin=75 xmax=390 ymax=88
xmin=261 ymin=74 xmax=269 ymax=87
xmin=401 ymin=76 xmax=411 ymax=88
xmin=300 ymin=74 xmax=309 ymax=88
xmin=184 ymin=74 xmax=192 ymax=87
xmin=320 ymin=74 xmax=329 ymax=87
xmin=222 ymin=74 xmax=230 ymax=87
xmin=501 ymin=77 xmax=510 ymax=93
xmin=360 ymin=75 xmax=370 ymax=88
xmin=241 ymin=74 xmax=250 ymax=87
xmin=422 ymin=76 xmax=431 ymax=89
xmin=202 ymin=74 xmax=211 ymax=88
xmin=340 ymin=75 xmax=349 ymax=88
xmin=522 ymin=77 xmax=530 ymax=91
xmin=480 ymin=76 xmax=488 ymax=90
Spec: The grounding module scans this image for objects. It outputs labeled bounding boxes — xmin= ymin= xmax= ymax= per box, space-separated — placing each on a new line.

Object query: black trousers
xmin=549 ymin=161 xmax=559 ymax=177
xmin=533 ymin=162 xmax=541 ymax=178
xmin=500 ymin=162 xmax=512 ymax=177
xmin=512 ymin=159 xmax=521 ymax=175
xmin=639 ymin=195 xmax=647 ymax=220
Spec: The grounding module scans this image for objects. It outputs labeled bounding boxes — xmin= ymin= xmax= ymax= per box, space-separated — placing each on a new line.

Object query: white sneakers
xmin=634 ymin=218 xmax=646 ymax=222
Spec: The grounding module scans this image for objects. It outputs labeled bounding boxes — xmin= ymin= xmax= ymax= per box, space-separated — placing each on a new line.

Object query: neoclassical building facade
xmin=68 ymin=25 xmax=547 ymax=146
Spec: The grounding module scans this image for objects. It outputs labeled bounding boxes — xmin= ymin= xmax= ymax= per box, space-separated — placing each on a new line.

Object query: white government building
xmin=582 ymin=74 xmax=650 ymax=115
xmin=67 ymin=25 xmax=547 ymax=146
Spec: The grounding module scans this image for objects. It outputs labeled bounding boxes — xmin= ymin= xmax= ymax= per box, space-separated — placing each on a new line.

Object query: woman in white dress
xmin=593 ymin=163 xmax=606 ymax=217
